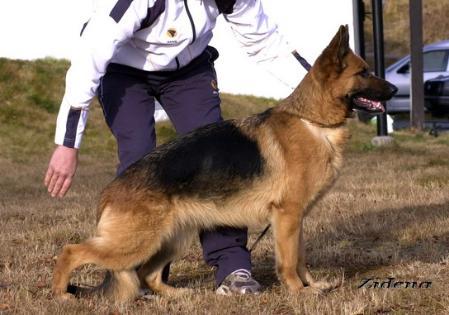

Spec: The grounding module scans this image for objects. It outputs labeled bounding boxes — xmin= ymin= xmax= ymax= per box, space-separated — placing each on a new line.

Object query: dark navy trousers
xmin=97 ymin=46 xmax=251 ymax=285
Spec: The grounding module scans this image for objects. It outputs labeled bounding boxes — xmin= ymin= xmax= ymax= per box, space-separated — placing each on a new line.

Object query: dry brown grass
xmin=1 ymin=58 xmax=449 ymax=314
xmin=1 ymin=107 xmax=449 ymax=314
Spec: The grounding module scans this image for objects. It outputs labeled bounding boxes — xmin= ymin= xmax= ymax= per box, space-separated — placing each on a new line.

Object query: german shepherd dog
xmin=52 ymin=25 xmax=397 ymax=302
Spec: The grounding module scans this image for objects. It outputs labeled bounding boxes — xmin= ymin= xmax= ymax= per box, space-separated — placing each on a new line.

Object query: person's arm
xmin=45 ymin=0 xmax=149 ymax=198
xmin=56 ymin=0 xmax=149 ymax=148
xmin=223 ymin=0 xmax=307 ymax=90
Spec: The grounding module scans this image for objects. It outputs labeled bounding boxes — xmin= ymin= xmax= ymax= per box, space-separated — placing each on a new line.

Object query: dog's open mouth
xmin=351 ymin=96 xmax=385 ymax=113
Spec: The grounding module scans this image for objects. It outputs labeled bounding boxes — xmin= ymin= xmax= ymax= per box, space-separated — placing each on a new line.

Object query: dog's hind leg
xmin=137 ymin=228 xmax=196 ymax=297
xmin=52 ymin=226 xmax=158 ymax=302
xmin=139 ymin=265 xmax=189 ymax=297
xmin=52 ymin=196 xmax=176 ymax=302
xmin=52 ymin=238 xmax=145 ymax=302
xmin=52 ymin=241 xmax=104 ymax=300
xmin=103 ymin=270 xmax=140 ymax=302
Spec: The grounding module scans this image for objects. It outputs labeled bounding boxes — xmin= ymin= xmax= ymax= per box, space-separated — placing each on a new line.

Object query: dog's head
xmin=308 ymin=25 xmax=397 ymax=124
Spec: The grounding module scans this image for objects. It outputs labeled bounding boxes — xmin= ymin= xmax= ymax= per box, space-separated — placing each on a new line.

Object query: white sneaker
xmin=216 ymin=269 xmax=261 ymax=295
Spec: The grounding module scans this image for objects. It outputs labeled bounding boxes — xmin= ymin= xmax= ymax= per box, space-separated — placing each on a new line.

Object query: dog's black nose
xmin=388 ymin=82 xmax=398 ymax=96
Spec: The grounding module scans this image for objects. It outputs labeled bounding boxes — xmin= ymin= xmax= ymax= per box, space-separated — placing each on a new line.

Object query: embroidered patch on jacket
xmin=167 ymin=28 xmax=177 ymax=38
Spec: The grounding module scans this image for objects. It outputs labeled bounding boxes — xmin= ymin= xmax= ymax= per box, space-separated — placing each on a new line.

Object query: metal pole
xmin=371 ymin=0 xmax=388 ymax=136
xmin=353 ymin=0 xmax=366 ymax=59
xmin=409 ymin=0 xmax=424 ymax=130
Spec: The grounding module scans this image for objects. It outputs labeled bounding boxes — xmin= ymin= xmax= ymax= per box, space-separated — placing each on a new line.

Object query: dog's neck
xmin=277 ymin=74 xmax=348 ymax=128
xmin=299 ymin=117 xmax=349 ymax=153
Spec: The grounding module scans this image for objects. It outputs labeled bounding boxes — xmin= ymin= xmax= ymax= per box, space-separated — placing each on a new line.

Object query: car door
xmin=386 ymin=49 xmax=449 ymax=113
xmin=422 ymin=50 xmax=449 ymax=81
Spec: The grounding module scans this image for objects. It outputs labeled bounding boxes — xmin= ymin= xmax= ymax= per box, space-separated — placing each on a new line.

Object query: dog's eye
xmin=358 ymin=70 xmax=370 ymax=78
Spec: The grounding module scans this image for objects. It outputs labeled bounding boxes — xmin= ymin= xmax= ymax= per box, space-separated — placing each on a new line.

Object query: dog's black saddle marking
xmin=127 ymin=120 xmax=265 ymax=198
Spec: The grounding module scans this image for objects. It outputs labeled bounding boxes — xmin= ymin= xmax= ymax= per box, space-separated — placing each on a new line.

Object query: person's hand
xmin=44 ymin=145 xmax=78 ymax=198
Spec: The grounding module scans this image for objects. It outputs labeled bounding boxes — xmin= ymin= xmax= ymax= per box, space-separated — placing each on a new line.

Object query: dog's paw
xmin=285 ymin=280 xmax=306 ymax=294
xmin=168 ymin=287 xmax=193 ymax=297
xmin=54 ymin=292 xmax=76 ymax=302
xmin=158 ymin=287 xmax=193 ymax=298
xmin=309 ymin=278 xmax=342 ymax=293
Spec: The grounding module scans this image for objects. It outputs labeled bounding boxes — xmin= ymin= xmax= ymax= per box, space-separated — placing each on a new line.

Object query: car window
xmin=423 ymin=50 xmax=448 ymax=72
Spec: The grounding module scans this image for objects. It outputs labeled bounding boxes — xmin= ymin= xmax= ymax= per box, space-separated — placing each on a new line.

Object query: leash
xmin=292 ymin=50 xmax=312 ymax=71
xmin=249 ymin=224 xmax=272 ymax=252
xmin=248 ymin=51 xmax=311 ymax=253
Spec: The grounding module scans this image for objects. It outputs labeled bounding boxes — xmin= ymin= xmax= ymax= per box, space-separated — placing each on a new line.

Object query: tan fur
xmin=52 ymin=25 xmax=396 ymax=303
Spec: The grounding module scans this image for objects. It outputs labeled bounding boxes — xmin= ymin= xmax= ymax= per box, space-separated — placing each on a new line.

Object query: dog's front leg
xmin=272 ymin=204 xmax=304 ymax=293
xmin=297 ymin=222 xmax=341 ymax=292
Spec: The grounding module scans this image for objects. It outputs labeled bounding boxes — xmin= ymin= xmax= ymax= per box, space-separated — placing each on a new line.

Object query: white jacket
xmin=55 ymin=0 xmax=306 ymax=148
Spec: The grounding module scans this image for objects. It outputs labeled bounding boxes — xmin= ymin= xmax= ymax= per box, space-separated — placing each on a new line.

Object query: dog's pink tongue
xmin=354 ymin=97 xmax=385 ymax=112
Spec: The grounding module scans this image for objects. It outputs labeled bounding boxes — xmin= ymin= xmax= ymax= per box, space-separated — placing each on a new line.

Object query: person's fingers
xmin=51 ymin=175 xmax=66 ymax=198
xmin=44 ymin=167 xmax=54 ymax=187
xmin=47 ymin=171 xmax=61 ymax=196
xmin=58 ymin=177 xmax=73 ymax=198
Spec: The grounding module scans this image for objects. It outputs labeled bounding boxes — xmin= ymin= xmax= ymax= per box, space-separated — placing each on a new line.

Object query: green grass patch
xmin=220 ymin=93 xmax=278 ymax=119
xmin=346 ymin=120 xmax=378 ymax=153
xmin=27 ymin=92 xmax=59 ymax=113
xmin=393 ymin=131 xmax=428 ymax=144
xmin=155 ymin=121 xmax=177 ymax=145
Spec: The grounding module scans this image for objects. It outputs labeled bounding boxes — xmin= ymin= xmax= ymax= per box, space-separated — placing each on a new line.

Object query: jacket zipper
xmin=184 ymin=0 xmax=196 ymax=44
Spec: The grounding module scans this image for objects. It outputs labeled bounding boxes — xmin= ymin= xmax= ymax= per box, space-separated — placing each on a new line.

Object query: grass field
xmin=1 ymin=59 xmax=449 ymax=314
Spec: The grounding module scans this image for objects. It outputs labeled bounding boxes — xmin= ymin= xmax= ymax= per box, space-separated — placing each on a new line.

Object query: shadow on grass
xmin=250 ymin=202 xmax=449 ymax=288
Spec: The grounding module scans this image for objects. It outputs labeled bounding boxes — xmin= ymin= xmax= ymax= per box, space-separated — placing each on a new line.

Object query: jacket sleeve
xmin=224 ymin=0 xmax=307 ymax=92
xmin=55 ymin=0 xmax=149 ymax=149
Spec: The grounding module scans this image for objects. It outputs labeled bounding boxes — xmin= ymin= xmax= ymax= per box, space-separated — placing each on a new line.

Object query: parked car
xmin=424 ymin=75 xmax=449 ymax=116
xmin=385 ymin=40 xmax=449 ymax=114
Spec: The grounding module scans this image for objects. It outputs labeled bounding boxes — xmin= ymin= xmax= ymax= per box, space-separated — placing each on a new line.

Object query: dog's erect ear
xmin=314 ymin=25 xmax=350 ymax=75
xmin=330 ymin=25 xmax=350 ymax=63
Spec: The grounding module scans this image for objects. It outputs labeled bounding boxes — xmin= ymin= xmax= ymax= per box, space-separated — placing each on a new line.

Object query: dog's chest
xmin=301 ymin=119 xmax=347 ymax=174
